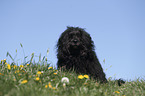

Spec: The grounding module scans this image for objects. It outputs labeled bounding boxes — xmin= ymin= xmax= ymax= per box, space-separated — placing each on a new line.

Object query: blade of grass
xmin=6 ymin=52 xmax=14 ymax=61
xmin=30 ymin=53 xmax=34 ymax=64
xmin=39 ymin=53 xmax=41 ymax=62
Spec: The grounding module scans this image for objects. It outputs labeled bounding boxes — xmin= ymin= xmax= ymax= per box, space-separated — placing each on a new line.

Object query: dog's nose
xmin=73 ymin=40 xmax=78 ymax=43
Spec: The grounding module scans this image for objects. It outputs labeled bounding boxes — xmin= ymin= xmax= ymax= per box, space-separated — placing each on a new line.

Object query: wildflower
xmin=48 ymin=67 xmax=53 ymax=70
xmin=0 ymin=60 xmax=3 ymax=63
xmin=115 ymin=91 xmax=120 ymax=94
xmin=7 ymin=64 xmax=11 ymax=70
xmin=13 ymin=65 xmax=17 ymax=69
xmin=41 ymin=71 xmax=44 ymax=73
xmin=37 ymin=71 xmax=41 ymax=75
xmin=78 ymin=75 xmax=84 ymax=79
xmin=21 ymin=80 xmax=28 ymax=84
xmin=4 ymin=59 xmax=6 ymax=63
xmin=84 ymin=75 xmax=89 ymax=79
xmin=19 ymin=65 xmax=24 ymax=68
xmin=27 ymin=64 xmax=29 ymax=66
xmin=45 ymin=85 xmax=48 ymax=88
xmin=35 ymin=77 xmax=40 ymax=81
xmin=52 ymin=87 xmax=56 ymax=90
xmin=61 ymin=77 xmax=69 ymax=88
xmin=48 ymin=82 xmax=52 ymax=88
xmin=15 ymin=70 xmax=19 ymax=73
xmin=61 ymin=77 xmax=69 ymax=83
xmin=53 ymin=73 xmax=57 ymax=75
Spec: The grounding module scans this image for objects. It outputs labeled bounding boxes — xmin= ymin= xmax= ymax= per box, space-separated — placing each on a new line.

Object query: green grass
xmin=0 ymin=45 xmax=145 ymax=96
xmin=0 ymin=59 xmax=145 ymax=96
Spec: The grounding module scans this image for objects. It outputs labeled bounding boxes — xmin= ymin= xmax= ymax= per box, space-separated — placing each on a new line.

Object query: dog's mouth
xmin=69 ymin=43 xmax=79 ymax=50
xmin=71 ymin=45 xmax=79 ymax=50
xmin=71 ymin=42 xmax=80 ymax=47
xmin=67 ymin=43 xmax=80 ymax=55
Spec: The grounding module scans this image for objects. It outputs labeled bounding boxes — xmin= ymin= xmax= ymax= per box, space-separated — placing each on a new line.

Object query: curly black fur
xmin=57 ymin=27 xmax=107 ymax=83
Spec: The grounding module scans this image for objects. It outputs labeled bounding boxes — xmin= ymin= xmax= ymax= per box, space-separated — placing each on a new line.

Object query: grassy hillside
xmin=0 ymin=58 xmax=145 ymax=96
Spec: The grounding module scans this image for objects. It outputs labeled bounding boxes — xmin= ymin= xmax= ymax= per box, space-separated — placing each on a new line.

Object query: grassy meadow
xmin=0 ymin=46 xmax=145 ymax=96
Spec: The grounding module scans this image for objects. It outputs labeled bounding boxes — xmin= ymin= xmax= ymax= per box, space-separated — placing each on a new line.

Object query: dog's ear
xmin=81 ymin=31 xmax=95 ymax=50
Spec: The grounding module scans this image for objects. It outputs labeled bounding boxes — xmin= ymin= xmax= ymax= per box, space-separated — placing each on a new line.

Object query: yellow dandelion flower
xmin=78 ymin=75 xmax=84 ymax=79
xmin=49 ymin=85 xmax=52 ymax=88
xmin=13 ymin=65 xmax=17 ymax=69
xmin=52 ymin=87 xmax=56 ymax=90
xmin=27 ymin=64 xmax=29 ymax=66
xmin=15 ymin=70 xmax=19 ymax=73
xmin=45 ymin=85 xmax=48 ymax=88
xmin=84 ymin=75 xmax=89 ymax=79
xmin=115 ymin=91 xmax=120 ymax=94
xmin=48 ymin=67 xmax=53 ymax=70
xmin=35 ymin=77 xmax=40 ymax=81
xmin=7 ymin=64 xmax=11 ymax=70
xmin=53 ymin=73 xmax=57 ymax=75
xmin=19 ymin=65 xmax=24 ymax=68
xmin=21 ymin=80 xmax=28 ymax=84
xmin=37 ymin=71 xmax=41 ymax=75
xmin=0 ymin=60 xmax=3 ymax=63
xmin=4 ymin=59 xmax=6 ymax=63
xmin=48 ymin=82 xmax=52 ymax=88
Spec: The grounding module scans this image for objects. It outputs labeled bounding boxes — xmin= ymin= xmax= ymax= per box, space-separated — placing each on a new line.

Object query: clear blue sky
xmin=0 ymin=0 xmax=145 ymax=81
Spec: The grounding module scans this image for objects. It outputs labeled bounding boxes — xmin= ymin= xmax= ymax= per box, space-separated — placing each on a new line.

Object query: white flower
xmin=41 ymin=71 xmax=44 ymax=73
xmin=61 ymin=77 xmax=69 ymax=83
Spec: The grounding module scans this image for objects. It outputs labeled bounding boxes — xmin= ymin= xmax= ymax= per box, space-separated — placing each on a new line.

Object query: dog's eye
xmin=69 ymin=32 xmax=81 ymax=38
xmin=69 ymin=33 xmax=74 ymax=37
xmin=69 ymin=34 xmax=73 ymax=38
xmin=76 ymin=33 xmax=80 ymax=36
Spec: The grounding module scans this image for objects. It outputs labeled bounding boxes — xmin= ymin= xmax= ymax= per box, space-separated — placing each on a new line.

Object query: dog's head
xmin=57 ymin=27 xmax=95 ymax=56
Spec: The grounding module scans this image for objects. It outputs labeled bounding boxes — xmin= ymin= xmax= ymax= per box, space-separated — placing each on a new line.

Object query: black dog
xmin=56 ymin=27 xmax=107 ymax=83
